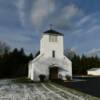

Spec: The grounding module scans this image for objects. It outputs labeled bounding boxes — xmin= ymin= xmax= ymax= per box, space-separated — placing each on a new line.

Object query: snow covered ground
xmin=0 ymin=79 xmax=99 ymax=100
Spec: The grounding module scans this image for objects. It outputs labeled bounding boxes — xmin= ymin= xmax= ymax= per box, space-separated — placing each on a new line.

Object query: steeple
xmin=43 ymin=25 xmax=63 ymax=36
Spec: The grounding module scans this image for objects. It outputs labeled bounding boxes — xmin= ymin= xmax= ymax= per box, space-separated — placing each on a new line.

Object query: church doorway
xmin=49 ymin=67 xmax=59 ymax=80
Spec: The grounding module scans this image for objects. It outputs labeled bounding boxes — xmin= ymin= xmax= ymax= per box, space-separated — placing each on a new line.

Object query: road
xmin=0 ymin=80 xmax=98 ymax=100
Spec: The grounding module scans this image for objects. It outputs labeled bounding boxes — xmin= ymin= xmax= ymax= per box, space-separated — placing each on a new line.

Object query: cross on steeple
xmin=50 ymin=24 xmax=53 ymax=30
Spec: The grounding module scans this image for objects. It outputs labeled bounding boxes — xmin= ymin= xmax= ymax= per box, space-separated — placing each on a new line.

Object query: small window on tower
xmin=52 ymin=50 xmax=55 ymax=58
xmin=49 ymin=35 xmax=58 ymax=42
xmin=55 ymin=36 xmax=57 ymax=42
xmin=49 ymin=35 xmax=51 ymax=42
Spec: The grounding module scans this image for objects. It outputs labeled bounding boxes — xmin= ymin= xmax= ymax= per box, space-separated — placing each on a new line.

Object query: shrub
xmin=39 ymin=74 xmax=46 ymax=82
xmin=65 ymin=75 xmax=71 ymax=81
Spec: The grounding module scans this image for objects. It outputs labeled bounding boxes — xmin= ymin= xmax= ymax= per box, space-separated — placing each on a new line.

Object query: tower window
xmin=52 ymin=50 xmax=55 ymax=58
xmin=49 ymin=35 xmax=58 ymax=42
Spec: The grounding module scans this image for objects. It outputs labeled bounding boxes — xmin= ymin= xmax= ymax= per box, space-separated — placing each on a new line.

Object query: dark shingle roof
xmin=43 ymin=29 xmax=63 ymax=36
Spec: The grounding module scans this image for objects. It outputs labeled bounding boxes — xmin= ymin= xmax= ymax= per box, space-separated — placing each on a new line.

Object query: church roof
xmin=43 ymin=29 xmax=64 ymax=36
xmin=88 ymin=68 xmax=100 ymax=71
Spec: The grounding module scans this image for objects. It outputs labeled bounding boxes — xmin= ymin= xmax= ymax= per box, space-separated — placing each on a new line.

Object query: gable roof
xmin=88 ymin=68 xmax=100 ymax=71
xmin=43 ymin=29 xmax=63 ymax=36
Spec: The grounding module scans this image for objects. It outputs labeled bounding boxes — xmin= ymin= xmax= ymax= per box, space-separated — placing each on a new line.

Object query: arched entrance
xmin=49 ymin=66 xmax=59 ymax=80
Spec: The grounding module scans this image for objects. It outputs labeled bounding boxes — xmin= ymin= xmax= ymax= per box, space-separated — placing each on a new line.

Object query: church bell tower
xmin=40 ymin=29 xmax=64 ymax=58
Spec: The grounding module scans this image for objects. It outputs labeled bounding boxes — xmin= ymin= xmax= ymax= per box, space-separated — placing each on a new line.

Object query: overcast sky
xmin=0 ymin=0 xmax=100 ymax=56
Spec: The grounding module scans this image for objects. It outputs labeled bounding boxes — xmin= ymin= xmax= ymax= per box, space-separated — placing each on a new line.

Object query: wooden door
xmin=49 ymin=67 xmax=58 ymax=80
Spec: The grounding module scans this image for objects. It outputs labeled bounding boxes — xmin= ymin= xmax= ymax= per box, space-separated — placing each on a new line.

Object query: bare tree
xmin=0 ymin=41 xmax=10 ymax=55
xmin=65 ymin=48 xmax=76 ymax=60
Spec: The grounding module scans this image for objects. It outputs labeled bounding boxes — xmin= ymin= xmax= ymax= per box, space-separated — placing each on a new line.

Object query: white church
xmin=28 ymin=29 xmax=72 ymax=81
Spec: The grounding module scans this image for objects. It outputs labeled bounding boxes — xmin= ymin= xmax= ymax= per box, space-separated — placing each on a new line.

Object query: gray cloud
xmin=77 ymin=15 xmax=91 ymax=27
xmin=0 ymin=0 xmax=100 ymax=55
xmin=0 ymin=0 xmax=22 ymax=29
xmin=31 ymin=0 xmax=55 ymax=28
xmin=87 ymin=48 xmax=100 ymax=57
xmin=16 ymin=0 xmax=26 ymax=28
xmin=52 ymin=3 xmax=84 ymax=30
